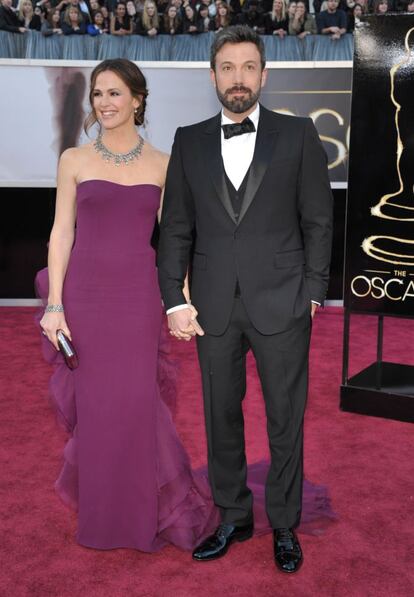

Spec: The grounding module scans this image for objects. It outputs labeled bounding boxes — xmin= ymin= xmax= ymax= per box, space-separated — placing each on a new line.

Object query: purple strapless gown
xmin=35 ymin=180 xmax=335 ymax=552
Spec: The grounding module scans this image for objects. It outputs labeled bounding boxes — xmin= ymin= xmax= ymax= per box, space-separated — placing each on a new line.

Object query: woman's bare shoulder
xmin=59 ymin=143 xmax=94 ymax=166
xmin=144 ymin=142 xmax=170 ymax=181
xmin=144 ymin=141 xmax=169 ymax=163
xmin=58 ymin=143 xmax=95 ymax=179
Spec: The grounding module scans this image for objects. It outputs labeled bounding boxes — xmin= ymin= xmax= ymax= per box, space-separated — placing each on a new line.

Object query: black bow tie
xmin=222 ymin=117 xmax=256 ymax=140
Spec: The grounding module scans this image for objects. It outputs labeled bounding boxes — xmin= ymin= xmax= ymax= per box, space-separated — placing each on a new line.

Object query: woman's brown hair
xmin=84 ymin=59 xmax=148 ymax=134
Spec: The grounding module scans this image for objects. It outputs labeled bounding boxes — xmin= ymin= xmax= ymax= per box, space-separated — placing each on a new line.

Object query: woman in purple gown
xmin=37 ymin=59 xmax=334 ymax=552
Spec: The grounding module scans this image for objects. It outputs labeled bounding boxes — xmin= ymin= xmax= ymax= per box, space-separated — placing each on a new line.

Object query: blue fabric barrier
xmin=305 ymin=33 xmax=354 ymax=61
xmin=262 ymin=35 xmax=306 ymax=61
xmin=0 ymin=29 xmax=27 ymax=59
xmin=0 ymin=30 xmax=354 ymax=61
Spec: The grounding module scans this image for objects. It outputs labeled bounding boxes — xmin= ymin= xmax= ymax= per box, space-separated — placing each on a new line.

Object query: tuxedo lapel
xmin=203 ymin=114 xmax=237 ymax=225
xmin=238 ymin=107 xmax=279 ymax=225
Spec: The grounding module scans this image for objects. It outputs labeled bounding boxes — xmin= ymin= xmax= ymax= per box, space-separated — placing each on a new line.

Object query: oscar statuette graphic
xmin=341 ymin=15 xmax=414 ymax=423
xmin=362 ymin=27 xmax=414 ymax=266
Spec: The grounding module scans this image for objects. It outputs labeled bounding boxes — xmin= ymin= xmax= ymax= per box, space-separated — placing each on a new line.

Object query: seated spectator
xmin=406 ymin=0 xmax=414 ymax=10
xmin=239 ymin=0 xmax=265 ymax=34
xmin=347 ymin=2 xmax=362 ymax=31
xmin=210 ymin=1 xmax=232 ymax=30
xmin=197 ymin=3 xmax=210 ymax=31
xmin=264 ymin=0 xmax=288 ymax=37
xmin=182 ymin=3 xmax=201 ymax=32
xmin=313 ymin=0 xmax=347 ymax=11
xmin=41 ymin=6 xmax=63 ymax=33
xmin=110 ymin=1 xmax=133 ymax=34
xmin=100 ymin=4 xmax=109 ymax=26
xmin=18 ymin=0 xmax=42 ymax=29
xmin=170 ymin=0 xmax=184 ymax=18
xmin=161 ymin=2 xmax=182 ymax=33
xmin=71 ymin=0 xmax=91 ymax=22
xmin=373 ymin=0 xmax=388 ymax=11
xmin=134 ymin=0 xmax=146 ymax=16
xmin=56 ymin=0 xmax=91 ymax=24
xmin=289 ymin=0 xmax=316 ymax=37
xmin=89 ymin=0 xmax=100 ymax=13
xmin=87 ymin=9 xmax=108 ymax=32
xmin=126 ymin=0 xmax=138 ymax=24
xmin=61 ymin=4 xmax=86 ymax=32
xmin=136 ymin=0 xmax=159 ymax=34
xmin=316 ymin=0 xmax=347 ymax=39
xmin=0 ymin=0 xmax=27 ymax=32
xmin=287 ymin=1 xmax=297 ymax=21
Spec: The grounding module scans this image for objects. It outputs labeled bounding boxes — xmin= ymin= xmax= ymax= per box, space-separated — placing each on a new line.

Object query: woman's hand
xmin=40 ymin=311 xmax=72 ymax=351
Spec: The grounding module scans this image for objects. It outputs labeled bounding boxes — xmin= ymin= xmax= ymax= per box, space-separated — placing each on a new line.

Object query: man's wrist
xmin=166 ymin=304 xmax=191 ymax=315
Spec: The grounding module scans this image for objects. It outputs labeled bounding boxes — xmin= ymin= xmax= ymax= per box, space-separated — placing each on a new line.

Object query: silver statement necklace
xmin=94 ymin=134 xmax=145 ymax=166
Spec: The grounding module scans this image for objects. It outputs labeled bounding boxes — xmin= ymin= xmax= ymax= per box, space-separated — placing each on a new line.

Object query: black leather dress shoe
xmin=192 ymin=522 xmax=253 ymax=561
xmin=273 ymin=528 xmax=303 ymax=573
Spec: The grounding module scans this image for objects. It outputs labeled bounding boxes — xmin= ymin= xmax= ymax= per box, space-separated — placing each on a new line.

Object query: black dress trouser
xmin=196 ymin=297 xmax=311 ymax=530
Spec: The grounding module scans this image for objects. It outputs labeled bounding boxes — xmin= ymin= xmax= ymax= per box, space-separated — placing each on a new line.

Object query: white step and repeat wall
xmin=0 ymin=60 xmax=352 ymax=188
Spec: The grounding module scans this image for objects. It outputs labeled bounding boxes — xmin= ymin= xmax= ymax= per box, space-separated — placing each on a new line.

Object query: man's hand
xmin=168 ymin=306 xmax=204 ymax=341
xmin=311 ymin=303 xmax=318 ymax=318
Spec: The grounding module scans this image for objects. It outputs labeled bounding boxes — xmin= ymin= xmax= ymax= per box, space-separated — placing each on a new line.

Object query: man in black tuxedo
xmin=157 ymin=25 xmax=332 ymax=573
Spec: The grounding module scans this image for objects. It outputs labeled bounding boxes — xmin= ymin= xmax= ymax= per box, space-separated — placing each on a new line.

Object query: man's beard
xmin=216 ymin=85 xmax=260 ymax=114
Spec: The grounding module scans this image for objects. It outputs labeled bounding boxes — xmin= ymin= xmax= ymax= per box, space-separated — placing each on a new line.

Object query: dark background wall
xmin=0 ymin=188 xmax=346 ymax=300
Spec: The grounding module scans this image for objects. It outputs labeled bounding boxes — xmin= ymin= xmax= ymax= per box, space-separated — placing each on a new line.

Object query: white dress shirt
xmin=221 ymin=103 xmax=260 ymax=190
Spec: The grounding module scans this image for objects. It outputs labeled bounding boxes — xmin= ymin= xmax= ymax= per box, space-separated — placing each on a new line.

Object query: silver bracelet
xmin=45 ymin=304 xmax=64 ymax=313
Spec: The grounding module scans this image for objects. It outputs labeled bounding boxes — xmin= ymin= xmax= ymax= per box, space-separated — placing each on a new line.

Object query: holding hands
xmin=168 ymin=305 xmax=204 ymax=341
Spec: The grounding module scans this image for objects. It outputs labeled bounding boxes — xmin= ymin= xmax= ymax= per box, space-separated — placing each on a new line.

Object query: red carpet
xmin=1 ymin=307 xmax=414 ymax=597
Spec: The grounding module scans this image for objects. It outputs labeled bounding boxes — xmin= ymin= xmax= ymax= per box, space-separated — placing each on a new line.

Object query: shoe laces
xmin=276 ymin=528 xmax=295 ymax=547
xmin=215 ymin=523 xmax=232 ymax=538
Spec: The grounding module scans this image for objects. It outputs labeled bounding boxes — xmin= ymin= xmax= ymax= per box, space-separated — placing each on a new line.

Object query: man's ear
xmin=210 ymin=68 xmax=217 ymax=89
xmin=261 ymin=67 xmax=268 ymax=89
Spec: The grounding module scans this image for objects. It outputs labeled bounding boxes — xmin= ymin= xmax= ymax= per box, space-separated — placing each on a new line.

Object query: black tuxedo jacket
xmin=158 ymin=105 xmax=333 ymax=336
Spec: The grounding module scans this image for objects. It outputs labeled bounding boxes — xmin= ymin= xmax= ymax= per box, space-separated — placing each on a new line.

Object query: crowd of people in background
xmin=1 ymin=0 xmax=414 ymax=40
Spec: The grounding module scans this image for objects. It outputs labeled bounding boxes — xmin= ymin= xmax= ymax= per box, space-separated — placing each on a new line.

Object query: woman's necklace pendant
xmin=94 ymin=134 xmax=145 ymax=166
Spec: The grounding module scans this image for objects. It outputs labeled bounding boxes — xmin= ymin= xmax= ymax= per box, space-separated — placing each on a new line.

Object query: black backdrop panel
xmin=0 ymin=188 xmax=55 ymax=298
xmin=344 ymin=15 xmax=414 ymax=315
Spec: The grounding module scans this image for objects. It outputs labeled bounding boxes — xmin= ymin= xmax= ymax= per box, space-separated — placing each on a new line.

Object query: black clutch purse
xmin=56 ymin=329 xmax=79 ymax=370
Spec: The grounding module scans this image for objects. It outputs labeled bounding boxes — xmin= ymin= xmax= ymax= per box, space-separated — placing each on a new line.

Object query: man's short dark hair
xmin=210 ymin=25 xmax=266 ymax=72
